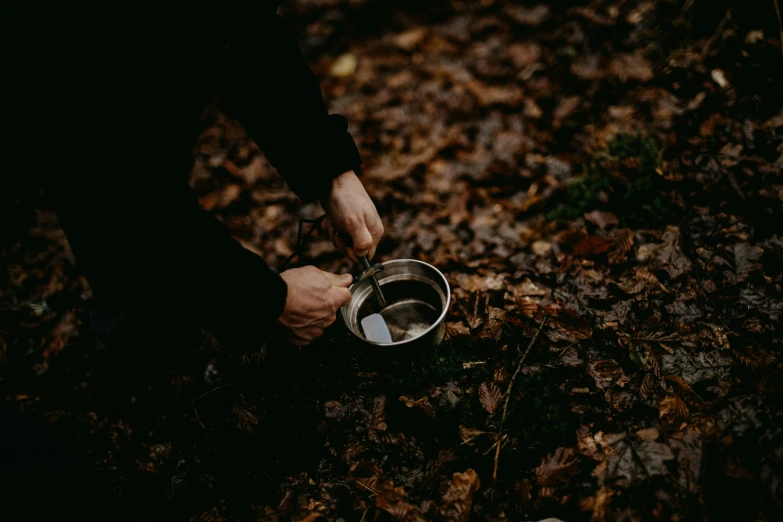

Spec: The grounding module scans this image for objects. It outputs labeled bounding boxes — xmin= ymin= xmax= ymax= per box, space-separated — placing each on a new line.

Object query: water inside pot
xmin=357 ymin=277 xmax=446 ymax=343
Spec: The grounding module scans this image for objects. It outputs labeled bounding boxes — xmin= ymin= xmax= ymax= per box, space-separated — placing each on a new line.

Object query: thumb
xmin=329 ymin=272 xmax=354 ymax=287
xmin=334 ymin=273 xmax=354 ymax=287
xmin=351 ymin=226 xmax=373 ymax=256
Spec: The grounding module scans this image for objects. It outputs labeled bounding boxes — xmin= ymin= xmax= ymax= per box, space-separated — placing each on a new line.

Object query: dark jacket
xmin=2 ymin=4 xmax=362 ymax=348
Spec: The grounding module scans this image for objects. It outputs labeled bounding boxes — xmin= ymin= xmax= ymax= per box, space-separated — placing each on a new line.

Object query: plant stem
xmin=492 ymin=316 xmax=548 ymax=483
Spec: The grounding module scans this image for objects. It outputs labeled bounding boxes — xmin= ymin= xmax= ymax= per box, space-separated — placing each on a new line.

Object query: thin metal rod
xmin=360 ymin=256 xmax=387 ymax=308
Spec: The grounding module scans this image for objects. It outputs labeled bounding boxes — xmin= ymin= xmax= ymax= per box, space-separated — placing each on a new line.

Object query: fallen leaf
xmin=608 ymin=228 xmax=634 ymax=264
xmin=711 ymin=68 xmax=729 ymax=89
xmin=439 ymin=469 xmax=480 ymax=522
xmin=505 ymin=4 xmax=550 ymax=25
xmin=610 ymin=53 xmax=654 ymax=82
xmin=589 ymin=359 xmax=629 ymax=390
xmin=330 ymin=53 xmax=358 ymax=77
xmin=660 ymin=395 xmax=690 ymax=428
xmin=399 ymin=395 xmax=434 ymax=418
xmin=479 ymin=382 xmax=503 ymax=415
xmin=393 ymin=27 xmax=428 ymax=51
xmin=584 ymin=210 xmax=619 ymax=230
xmin=573 ymin=236 xmax=612 ymax=257
xmin=535 ymin=447 xmax=579 ymax=487
xmin=445 ymin=321 xmax=471 ymax=339
xmin=603 ymin=437 xmax=674 ymax=486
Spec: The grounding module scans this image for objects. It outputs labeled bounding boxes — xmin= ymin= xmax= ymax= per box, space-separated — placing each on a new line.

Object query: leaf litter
xmin=2 ymin=0 xmax=783 ymax=520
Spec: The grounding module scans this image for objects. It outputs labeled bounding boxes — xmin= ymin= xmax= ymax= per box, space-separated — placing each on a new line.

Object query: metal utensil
xmin=342 ymin=259 xmax=450 ymax=349
xmin=359 ymin=255 xmax=387 ymax=308
xmin=361 ymin=313 xmax=393 ymax=343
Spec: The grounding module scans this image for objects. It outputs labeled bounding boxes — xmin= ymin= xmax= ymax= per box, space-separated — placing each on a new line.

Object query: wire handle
xmin=280 ymin=214 xmax=327 ymax=271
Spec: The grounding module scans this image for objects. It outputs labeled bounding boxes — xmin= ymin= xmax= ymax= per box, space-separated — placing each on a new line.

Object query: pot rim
xmin=342 ymin=259 xmax=451 ymax=347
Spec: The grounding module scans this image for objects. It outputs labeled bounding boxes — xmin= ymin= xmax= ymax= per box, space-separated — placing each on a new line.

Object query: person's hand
xmin=321 ymin=170 xmax=384 ymax=263
xmin=277 ymin=266 xmax=353 ymax=346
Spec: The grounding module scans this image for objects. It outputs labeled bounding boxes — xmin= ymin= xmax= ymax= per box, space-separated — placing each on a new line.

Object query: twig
xmin=774 ymin=0 xmax=783 ymax=54
xmin=191 ymin=383 xmax=232 ymax=403
xmin=191 ymin=383 xmax=232 ymax=430
xmin=492 ymin=316 xmax=548 ymax=483
xmin=700 ymin=8 xmax=732 ymax=62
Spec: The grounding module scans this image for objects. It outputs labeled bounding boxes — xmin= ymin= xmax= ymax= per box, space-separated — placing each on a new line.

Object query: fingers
xmin=350 ymin=224 xmax=374 ymax=258
xmin=329 ymin=272 xmax=354 ymax=288
xmin=335 ymin=286 xmax=352 ymax=306
xmin=366 ymin=211 xmax=384 ymax=261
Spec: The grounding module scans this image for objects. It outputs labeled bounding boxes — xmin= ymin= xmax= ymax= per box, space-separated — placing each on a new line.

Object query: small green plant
xmin=546 ymin=132 xmax=671 ymax=227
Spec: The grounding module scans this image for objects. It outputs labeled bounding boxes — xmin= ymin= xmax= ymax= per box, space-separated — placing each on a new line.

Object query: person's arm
xmin=217 ymin=4 xmax=362 ymax=204
xmin=216 ymin=5 xmax=384 ymax=260
xmin=42 ymin=165 xmax=290 ymax=349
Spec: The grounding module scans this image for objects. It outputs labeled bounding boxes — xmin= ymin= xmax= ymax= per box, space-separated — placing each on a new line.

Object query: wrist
xmin=321 ymin=170 xmax=357 ymax=206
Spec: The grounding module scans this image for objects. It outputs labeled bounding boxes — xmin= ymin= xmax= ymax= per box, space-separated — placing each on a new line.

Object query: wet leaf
xmin=535 ymin=447 xmax=580 ymax=487
xmin=603 ymin=436 xmax=674 ymax=486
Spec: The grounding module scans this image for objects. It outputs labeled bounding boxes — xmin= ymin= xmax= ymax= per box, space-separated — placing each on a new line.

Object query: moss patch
xmin=547 ymin=132 xmax=672 ymax=227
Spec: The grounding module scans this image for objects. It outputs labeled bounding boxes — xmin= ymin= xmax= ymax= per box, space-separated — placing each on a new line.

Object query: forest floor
xmin=2 ymin=1 xmax=783 ymax=520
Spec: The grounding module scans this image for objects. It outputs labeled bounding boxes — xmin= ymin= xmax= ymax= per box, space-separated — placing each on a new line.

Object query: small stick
xmin=700 ymin=8 xmax=732 ymax=62
xmin=492 ymin=316 xmax=548 ymax=483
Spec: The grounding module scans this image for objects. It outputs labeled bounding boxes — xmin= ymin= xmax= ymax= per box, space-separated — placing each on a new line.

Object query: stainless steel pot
xmin=341 ymin=259 xmax=450 ymax=349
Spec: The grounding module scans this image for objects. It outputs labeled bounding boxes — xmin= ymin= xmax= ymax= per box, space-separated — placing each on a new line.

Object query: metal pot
xmin=341 ymin=259 xmax=451 ymax=349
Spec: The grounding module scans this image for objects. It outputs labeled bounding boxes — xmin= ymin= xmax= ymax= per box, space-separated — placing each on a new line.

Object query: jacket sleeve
xmin=216 ymin=5 xmax=363 ymax=203
xmin=40 ymin=162 xmax=289 ymax=351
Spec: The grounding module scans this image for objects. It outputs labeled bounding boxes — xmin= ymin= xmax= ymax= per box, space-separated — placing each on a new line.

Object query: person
xmin=1 ymin=4 xmax=383 ymax=519
xmin=3 ymin=3 xmax=384 ymax=352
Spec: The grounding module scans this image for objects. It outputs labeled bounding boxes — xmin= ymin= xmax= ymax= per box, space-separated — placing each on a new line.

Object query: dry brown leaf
xmin=445 ymin=321 xmax=471 ymax=340
xmin=372 ymin=396 xmax=388 ymax=432
xmin=399 ymin=395 xmax=435 ymax=418
xmin=608 ymin=228 xmax=634 ymax=264
xmin=724 ymin=457 xmax=755 ymax=479
xmin=481 ymin=307 xmax=507 ymax=341
xmin=513 ymin=478 xmax=533 ymax=506
xmin=494 ymin=366 xmax=509 ymax=383
xmin=589 ymin=359 xmax=628 ymax=390
xmin=535 ymin=447 xmax=579 ymax=487
xmin=639 ymin=372 xmax=656 ymax=400
xmin=463 ymin=292 xmax=488 ymax=330
xmin=233 ymin=404 xmax=259 ymax=433
xmin=458 ymin=425 xmax=490 ymax=443
xmin=330 ymin=53 xmax=357 ymax=77
xmin=518 ymin=297 xmax=542 ymax=319
xmin=659 ymin=395 xmax=690 ymax=427
xmin=478 ymin=382 xmax=503 ymax=415
xmin=573 ymin=235 xmax=612 ymax=257
xmin=578 ymin=485 xmax=614 ymax=521
xmin=439 ymin=469 xmax=480 ymax=522
xmin=467 ymin=80 xmax=523 ymax=106
xmin=610 ymin=53 xmax=653 ymax=82
xmin=505 ymin=4 xmax=550 ymax=25
xmin=584 ymin=210 xmax=619 ymax=230
xmin=377 ymin=493 xmax=417 ymax=521
xmin=553 ymin=96 xmax=582 ymax=129
xmin=393 ymin=27 xmax=428 ymax=51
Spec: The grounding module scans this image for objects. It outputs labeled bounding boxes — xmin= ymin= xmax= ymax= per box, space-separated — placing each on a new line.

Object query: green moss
xmin=546 ymin=132 xmax=671 ymax=228
xmin=606 ymin=131 xmax=660 ymax=171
